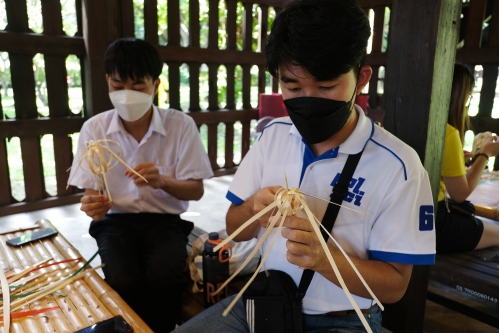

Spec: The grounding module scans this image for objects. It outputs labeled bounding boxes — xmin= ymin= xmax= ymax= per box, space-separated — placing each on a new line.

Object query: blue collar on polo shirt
xmin=290 ymin=105 xmax=374 ymax=186
xmin=106 ymin=105 xmax=167 ymax=137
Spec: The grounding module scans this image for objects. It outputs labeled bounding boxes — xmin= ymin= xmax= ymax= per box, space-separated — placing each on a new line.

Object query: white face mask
xmin=109 ymin=89 xmax=154 ymax=122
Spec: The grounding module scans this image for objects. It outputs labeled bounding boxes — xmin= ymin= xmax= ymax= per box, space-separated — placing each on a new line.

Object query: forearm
xmin=226 ymin=202 xmax=261 ymax=242
xmin=316 ymin=243 xmax=412 ymax=303
xmin=160 ymin=177 xmax=204 ymax=201
xmin=465 ymin=155 xmax=488 ymax=195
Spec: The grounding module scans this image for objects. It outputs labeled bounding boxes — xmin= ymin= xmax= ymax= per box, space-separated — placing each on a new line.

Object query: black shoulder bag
xmin=242 ymin=150 xmax=364 ymax=333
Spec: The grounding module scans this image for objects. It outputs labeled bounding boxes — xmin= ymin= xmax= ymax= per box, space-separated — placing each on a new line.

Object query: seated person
xmin=435 ymin=63 xmax=499 ymax=254
xmin=174 ymin=1 xmax=435 ymax=332
xmin=68 ymin=38 xmax=213 ymax=332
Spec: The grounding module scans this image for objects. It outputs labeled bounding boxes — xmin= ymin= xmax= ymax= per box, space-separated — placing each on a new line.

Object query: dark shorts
xmin=435 ymin=201 xmax=484 ymax=254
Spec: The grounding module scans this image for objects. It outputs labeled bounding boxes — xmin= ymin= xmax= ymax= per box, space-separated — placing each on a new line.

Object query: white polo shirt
xmin=69 ymin=106 xmax=213 ymax=215
xmin=227 ymin=106 xmax=435 ymax=314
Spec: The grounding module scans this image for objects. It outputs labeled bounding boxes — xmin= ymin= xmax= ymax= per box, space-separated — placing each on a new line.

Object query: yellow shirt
xmin=438 ymin=124 xmax=467 ymax=201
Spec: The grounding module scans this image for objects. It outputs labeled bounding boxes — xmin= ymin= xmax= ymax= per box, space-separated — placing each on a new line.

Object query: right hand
xmin=480 ymin=135 xmax=499 ymax=158
xmin=250 ymin=186 xmax=283 ymax=228
xmin=80 ymin=194 xmax=112 ymax=221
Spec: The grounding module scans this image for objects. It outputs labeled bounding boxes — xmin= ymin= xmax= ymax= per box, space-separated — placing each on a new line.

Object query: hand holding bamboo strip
xmin=66 ymin=139 xmax=148 ymax=202
xmin=212 ymin=185 xmax=380 ymax=333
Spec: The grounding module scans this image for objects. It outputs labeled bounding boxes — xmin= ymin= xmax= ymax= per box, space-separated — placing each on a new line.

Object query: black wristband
xmin=473 ymin=153 xmax=489 ymax=164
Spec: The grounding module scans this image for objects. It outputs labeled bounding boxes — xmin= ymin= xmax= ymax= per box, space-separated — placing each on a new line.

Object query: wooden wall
xmin=0 ymin=0 xmax=498 ymax=216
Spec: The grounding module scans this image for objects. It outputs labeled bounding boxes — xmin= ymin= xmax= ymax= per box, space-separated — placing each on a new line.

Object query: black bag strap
xmin=295 ymin=150 xmax=364 ymax=300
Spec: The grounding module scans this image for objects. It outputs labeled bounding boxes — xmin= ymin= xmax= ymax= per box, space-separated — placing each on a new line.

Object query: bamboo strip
xmin=82 ymin=273 xmax=112 ymax=298
xmin=53 ymin=291 xmax=87 ymax=331
xmin=73 ymin=280 xmax=112 ymax=321
xmin=98 ymin=290 xmax=154 ymax=333
xmin=10 ymin=318 xmax=26 ymax=333
xmin=18 ymin=304 xmax=43 ymax=333
xmin=30 ymin=296 xmax=72 ymax=333
xmin=34 ymin=220 xmax=152 ymax=332
xmin=63 ymin=283 xmax=98 ymax=326
xmin=6 ymin=233 xmax=33 ymax=269
xmin=0 ymin=235 xmax=23 ymax=272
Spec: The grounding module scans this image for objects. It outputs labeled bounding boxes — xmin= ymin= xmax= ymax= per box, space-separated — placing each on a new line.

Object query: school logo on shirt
xmin=330 ymin=173 xmax=365 ymax=207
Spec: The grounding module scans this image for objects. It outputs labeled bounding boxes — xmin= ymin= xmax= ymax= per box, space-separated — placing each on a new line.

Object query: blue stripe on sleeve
xmin=226 ymin=191 xmax=245 ymax=206
xmin=369 ymin=250 xmax=435 ymax=265
xmin=368 ymin=139 xmax=408 ymax=181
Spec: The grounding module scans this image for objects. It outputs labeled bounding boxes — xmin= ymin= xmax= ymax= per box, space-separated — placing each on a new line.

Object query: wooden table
xmin=468 ymin=171 xmax=499 ymax=221
xmin=0 ymin=219 xmax=153 ymax=333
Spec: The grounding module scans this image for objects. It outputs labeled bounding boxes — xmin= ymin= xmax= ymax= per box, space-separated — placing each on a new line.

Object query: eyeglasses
xmin=466 ymin=94 xmax=474 ymax=108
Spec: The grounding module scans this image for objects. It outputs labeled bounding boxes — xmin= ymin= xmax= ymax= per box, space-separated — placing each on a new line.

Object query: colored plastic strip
xmin=0 ymin=306 xmax=60 ymax=321
xmin=70 ymin=250 xmax=99 ymax=278
xmin=30 ymin=257 xmax=83 ymax=272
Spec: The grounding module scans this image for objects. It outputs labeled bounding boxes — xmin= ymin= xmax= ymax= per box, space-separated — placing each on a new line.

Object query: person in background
xmin=436 ymin=62 xmax=499 ymax=254
xmin=174 ymin=0 xmax=435 ymax=332
xmin=68 ymin=38 xmax=213 ymax=332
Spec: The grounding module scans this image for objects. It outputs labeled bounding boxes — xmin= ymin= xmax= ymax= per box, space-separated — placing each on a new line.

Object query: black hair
xmin=266 ymin=0 xmax=371 ymax=81
xmin=104 ymin=38 xmax=163 ymax=82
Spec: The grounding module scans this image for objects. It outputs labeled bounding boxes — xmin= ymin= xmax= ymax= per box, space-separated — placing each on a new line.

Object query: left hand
xmin=124 ymin=162 xmax=164 ymax=189
xmin=281 ymin=215 xmax=327 ymax=270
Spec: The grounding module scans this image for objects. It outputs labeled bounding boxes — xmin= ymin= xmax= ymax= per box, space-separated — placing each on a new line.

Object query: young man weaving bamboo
xmin=68 ymin=38 xmax=213 ymax=332
xmin=174 ymin=0 xmax=436 ymax=332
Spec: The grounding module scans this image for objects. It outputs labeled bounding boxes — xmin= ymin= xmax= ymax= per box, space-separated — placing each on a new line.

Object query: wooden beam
xmin=0 ymin=140 xmax=12 ymax=206
xmin=456 ymin=47 xmax=499 ymax=64
xmin=157 ymin=45 xmax=265 ymax=65
xmin=464 ymin=0 xmax=487 ymax=48
xmin=0 ymin=118 xmax=85 ymax=138
xmin=208 ymin=0 xmax=219 ymax=49
xmin=478 ymin=64 xmax=498 ymax=118
xmin=168 ymin=0 xmax=181 ymax=46
xmin=81 ymin=0 xmax=121 ymax=117
xmin=0 ymin=194 xmax=83 ymax=218
xmin=189 ymin=0 xmax=200 ymax=48
xmin=187 ymin=109 xmax=258 ymax=126
xmin=226 ymin=0 xmax=237 ymax=50
xmin=144 ymin=0 xmax=159 ymax=44
xmin=240 ymin=0 xmax=293 ymax=8
xmin=357 ymin=0 xmax=393 ymax=8
xmin=0 ymin=32 xmax=85 ymax=56
xmin=383 ymin=1 xmax=461 ymax=332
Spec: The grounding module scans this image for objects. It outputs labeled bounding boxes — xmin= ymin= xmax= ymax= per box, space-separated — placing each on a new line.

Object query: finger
xmin=81 ymin=195 xmax=108 ymax=204
xmin=282 ymin=227 xmax=313 ymax=245
xmin=282 ymin=215 xmax=312 ymax=231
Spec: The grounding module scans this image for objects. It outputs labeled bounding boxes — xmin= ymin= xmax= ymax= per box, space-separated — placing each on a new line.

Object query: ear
xmin=356 ymin=65 xmax=372 ymax=95
xmin=154 ymin=78 xmax=161 ymax=95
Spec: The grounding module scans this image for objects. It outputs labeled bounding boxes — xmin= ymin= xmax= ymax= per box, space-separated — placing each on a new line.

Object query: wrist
xmin=471 ymin=153 xmax=489 ymax=166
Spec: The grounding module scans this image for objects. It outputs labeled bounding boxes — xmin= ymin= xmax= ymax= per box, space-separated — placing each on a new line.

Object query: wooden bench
xmin=428 ymin=247 xmax=499 ymax=327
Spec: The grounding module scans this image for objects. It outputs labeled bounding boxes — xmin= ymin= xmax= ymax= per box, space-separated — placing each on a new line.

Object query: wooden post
xmin=382 ymin=1 xmax=461 ymax=332
xmin=81 ymin=0 xmax=124 ymax=117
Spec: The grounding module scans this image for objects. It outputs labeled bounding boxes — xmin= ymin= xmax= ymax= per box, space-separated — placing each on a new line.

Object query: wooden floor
xmin=0 ymin=175 xmax=497 ymax=333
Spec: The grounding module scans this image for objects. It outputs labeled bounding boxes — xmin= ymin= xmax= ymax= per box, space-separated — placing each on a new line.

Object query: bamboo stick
xmin=63 ymin=283 xmax=98 ymax=326
xmin=0 ymin=235 xmax=23 ymax=272
xmin=18 ymin=304 xmax=43 ymax=333
xmin=73 ymin=280 xmax=112 ymax=321
xmin=53 ymin=291 xmax=87 ymax=331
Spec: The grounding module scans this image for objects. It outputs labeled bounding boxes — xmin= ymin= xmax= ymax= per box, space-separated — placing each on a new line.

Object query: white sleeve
xmin=175 ymin=116 xmax=214 ymax=180
xmin=368 ymin=170 xmax=436 ymax=265
xmin=67 ymin=121 xmax=99 ymax=190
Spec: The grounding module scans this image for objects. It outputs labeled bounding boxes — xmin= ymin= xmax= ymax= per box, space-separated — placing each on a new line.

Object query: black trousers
xmin=89 ymin=213 xmax=194 ymax=332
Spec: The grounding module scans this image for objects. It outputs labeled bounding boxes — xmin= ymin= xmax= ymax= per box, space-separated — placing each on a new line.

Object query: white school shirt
xmin=227 ymin=106 xmax=435 ymax=314
xmin=69 ymin=106 xmax=214 ymax=215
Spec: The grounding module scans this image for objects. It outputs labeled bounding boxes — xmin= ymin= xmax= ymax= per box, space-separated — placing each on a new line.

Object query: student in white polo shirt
xmin=68 ymin=38 xmax=213 ymax=332
xmin=174 ymin=0 xmax=435 ymax=332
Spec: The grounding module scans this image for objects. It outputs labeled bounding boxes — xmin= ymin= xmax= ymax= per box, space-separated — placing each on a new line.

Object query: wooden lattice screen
xmin=0 ymin=0 xmax=497 ymax=216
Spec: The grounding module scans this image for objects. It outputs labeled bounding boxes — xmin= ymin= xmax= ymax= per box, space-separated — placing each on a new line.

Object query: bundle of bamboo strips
xmin=0 ymin=219 xmax=153 ymax=333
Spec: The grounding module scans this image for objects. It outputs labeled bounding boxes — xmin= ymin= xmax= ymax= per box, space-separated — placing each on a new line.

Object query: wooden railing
xmin=0 ymin=0 xmax=498 ymax=216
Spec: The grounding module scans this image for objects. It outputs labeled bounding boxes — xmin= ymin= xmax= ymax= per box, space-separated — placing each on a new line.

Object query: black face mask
xmin=284 ymin=88 xmax=356 ymax=144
